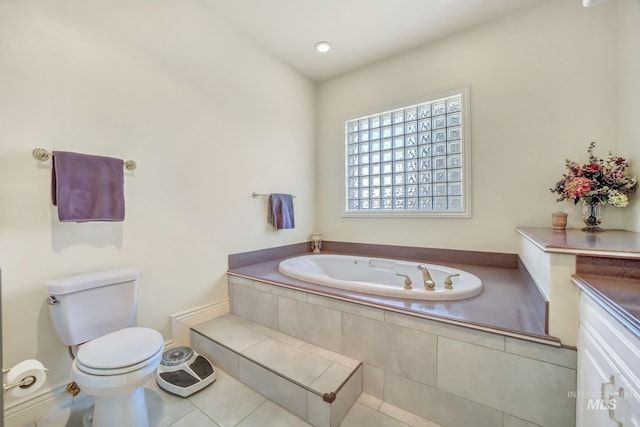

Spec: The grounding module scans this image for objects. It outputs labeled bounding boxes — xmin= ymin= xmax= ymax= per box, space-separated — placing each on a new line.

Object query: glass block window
xmin=345 ymin=88 xmax=470 ymax=217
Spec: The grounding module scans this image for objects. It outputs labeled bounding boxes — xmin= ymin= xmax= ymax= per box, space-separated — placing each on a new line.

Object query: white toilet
xmin=46 ymin=268 xmax=164 ymax=427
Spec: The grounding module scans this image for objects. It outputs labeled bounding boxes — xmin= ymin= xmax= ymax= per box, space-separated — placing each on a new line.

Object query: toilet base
xmin=85 ymin=387 xmax=149 ymax=427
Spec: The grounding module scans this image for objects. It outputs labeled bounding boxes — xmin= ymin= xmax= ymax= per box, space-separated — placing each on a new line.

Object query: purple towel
xmin=51 ymin=151 xmax=125 ymax=222
xmin=268 ymin=193 xmax=295 ymax=230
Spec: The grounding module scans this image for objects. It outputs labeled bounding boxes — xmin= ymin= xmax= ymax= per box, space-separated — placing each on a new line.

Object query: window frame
xmin=342 ymin=86 xmax=472 ymax=218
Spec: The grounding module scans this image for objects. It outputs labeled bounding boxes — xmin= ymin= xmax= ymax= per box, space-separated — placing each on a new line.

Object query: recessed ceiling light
xmin=314 ymin=41 xmax=332 ymax=53
xmin=583 ymin=0 xmax=608 ymax=6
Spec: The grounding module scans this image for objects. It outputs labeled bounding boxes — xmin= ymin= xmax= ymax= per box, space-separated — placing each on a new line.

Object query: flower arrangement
xmin=550 ymin=142 xmax=637 ymax=207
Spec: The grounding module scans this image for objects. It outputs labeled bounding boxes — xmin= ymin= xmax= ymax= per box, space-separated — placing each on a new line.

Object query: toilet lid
xmin=76 ymin=327 xmax=164 ymax=375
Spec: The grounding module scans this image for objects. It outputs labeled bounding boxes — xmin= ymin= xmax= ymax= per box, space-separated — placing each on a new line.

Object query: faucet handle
xmin=444 ymin=274 xmax=460 ymax=290
xmin=396 ymin=273 xmax=413 ymax=290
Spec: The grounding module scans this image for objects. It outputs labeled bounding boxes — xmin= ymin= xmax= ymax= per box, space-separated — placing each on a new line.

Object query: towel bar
xmin=252 ymin=192 xmax=296 ymax=198
xmin=32 ymin=148 xmax=137 ymax=171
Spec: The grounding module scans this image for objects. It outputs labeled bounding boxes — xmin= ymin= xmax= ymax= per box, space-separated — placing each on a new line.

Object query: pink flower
xmin=584 ymin=163 xmax=601 ymax=172
xmin=565 ymin=177 xmax=592 ymax=199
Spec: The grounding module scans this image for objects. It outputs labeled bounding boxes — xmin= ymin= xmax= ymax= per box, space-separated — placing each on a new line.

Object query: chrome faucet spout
xmin=417 ymin=265 xmax=436 ymax=290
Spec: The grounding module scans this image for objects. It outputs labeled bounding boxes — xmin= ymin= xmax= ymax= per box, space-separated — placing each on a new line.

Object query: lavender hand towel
xmin=268 ymin=193 xmax=295 ymax=230
xmin=51 ymin=151 xmax=125 ymax=222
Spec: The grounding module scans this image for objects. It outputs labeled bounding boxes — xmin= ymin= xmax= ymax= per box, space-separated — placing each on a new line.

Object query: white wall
xmin=0 ymin=0 xmax=315 ymax=405
xmin=618 ymin=0 xmax=640 ymax=232
xmin=316 ymin=0 xmax=620 ymax=253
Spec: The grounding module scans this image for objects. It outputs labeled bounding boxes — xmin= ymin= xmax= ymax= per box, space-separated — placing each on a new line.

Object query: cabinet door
xmin=618 ymin=372 xmax=640 ymax=426
xmin=579 ymin=293 xmax=640 ymax=427
xmin=577 ymin=325 xmax=623 ymax=427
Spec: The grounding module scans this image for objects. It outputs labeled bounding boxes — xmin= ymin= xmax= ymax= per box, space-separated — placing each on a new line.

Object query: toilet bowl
xmin=72 ymin=327 xmax=164 ymax=427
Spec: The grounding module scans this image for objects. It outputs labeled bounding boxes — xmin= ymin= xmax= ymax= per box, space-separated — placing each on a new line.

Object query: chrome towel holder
xmin=32 ymin=148 xmax=137 ymax=171
xmin=252 ymin=192 xmax=296 ymax=198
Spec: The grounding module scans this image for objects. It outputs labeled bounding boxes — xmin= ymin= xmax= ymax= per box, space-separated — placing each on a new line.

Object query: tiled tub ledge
xmin=228 ymin=242 xmax=558 ymax=346
xmin=191 ymin=314 xmax=362 ymax=427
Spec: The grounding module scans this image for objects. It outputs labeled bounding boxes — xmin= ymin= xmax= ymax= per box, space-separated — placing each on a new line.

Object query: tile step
xmin=191 ymin=314 xmax=363 ymax=427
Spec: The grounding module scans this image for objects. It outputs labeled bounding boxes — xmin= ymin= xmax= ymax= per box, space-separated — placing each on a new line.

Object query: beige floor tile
xmin=145 ymin=379 xmax=197 ymax=427
xmin=339 ymin=402 xmax=409 ymax=427
xmin=188 ymin=370 xmax=266 ymax=427
xmin=379 ymin=402 xmax=442 ymax=427
xmin=356 ymin=393 xmax=383 ymax=411
xmin=236 ymin=401 xmax=311 ymax=427
xmin=170 ymin=409 xmax=221 ymax=427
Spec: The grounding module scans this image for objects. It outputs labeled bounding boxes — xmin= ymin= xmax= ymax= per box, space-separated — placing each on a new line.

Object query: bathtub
xmin=278 ymin=254 xmax=482 ymax=301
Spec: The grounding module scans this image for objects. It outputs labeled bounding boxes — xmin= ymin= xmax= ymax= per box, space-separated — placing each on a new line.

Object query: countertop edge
xmin=572 ymin=275 xmax=640 ymax=340
xmin=517 ymin=227 xmax=640 ymax=259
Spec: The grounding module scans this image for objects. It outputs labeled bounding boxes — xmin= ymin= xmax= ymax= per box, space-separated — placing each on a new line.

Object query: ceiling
xmin=204 ymin=0 xmax=547 ymax=82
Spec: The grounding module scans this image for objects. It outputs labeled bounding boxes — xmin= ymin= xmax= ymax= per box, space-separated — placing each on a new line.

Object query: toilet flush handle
xmin=46 ymin=296 xmax=59 ymax=305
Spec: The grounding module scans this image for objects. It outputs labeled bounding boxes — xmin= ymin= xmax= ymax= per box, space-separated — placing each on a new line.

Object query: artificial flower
xmin=550 ymin=142 xmax=637 ymax=206
xmin=564 ymin=177 xmax=592 ymax=199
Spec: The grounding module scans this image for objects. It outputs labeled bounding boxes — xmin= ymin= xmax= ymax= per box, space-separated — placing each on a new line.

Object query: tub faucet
xmin=417 ymin=265 xmax=436 ymax=290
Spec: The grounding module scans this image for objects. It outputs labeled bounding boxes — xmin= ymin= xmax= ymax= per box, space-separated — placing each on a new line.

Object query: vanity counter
xmin=518 ymin=227 xmax=640 ymax=340
xmin=572 ymin=274 xmax=640 ymax=340
xmin=517 ymin=227 xmax=640 ymax=258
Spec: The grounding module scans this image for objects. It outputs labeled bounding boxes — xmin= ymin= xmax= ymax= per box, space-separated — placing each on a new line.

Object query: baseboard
xmin=170 ymin=298 xmax=230 ymax=346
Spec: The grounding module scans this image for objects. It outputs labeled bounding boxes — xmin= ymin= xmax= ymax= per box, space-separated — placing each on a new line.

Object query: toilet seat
xmin=76 ymin=327 xmax=164 ymax=376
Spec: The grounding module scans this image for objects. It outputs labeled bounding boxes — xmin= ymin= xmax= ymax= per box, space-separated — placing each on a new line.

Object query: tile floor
xmin=61 ymin=368 xmax=440 ymax=427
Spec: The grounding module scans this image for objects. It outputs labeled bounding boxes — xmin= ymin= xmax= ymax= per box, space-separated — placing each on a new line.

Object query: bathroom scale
xmin=156 ymin=346 xmax=216 ymax=397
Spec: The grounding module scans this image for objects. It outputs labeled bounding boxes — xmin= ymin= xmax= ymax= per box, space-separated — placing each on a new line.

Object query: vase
xmin=581 ymin=202 xmax=605 ymax=232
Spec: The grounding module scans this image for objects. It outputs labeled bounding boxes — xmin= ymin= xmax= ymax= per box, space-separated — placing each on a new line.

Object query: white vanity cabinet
xmin=577 ymin=293 xmax=640 ymax=426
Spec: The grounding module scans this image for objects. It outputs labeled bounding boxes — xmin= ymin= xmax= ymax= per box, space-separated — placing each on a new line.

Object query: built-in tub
xmin=278 ymin=254 xmax=482 ymax=301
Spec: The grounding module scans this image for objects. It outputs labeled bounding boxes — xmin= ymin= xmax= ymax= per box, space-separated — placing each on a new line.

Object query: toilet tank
xmin=46 ymin=268 xmax=139 ymax=346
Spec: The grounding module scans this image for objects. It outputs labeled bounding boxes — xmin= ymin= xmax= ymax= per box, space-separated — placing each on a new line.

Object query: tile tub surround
xmin=228 ymin=243 xmax=553 ymax=343
xmin=226 ymin=275 xmax=577 ymax=427
xmin=191 ymin=314 xmax=362 ymax=427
